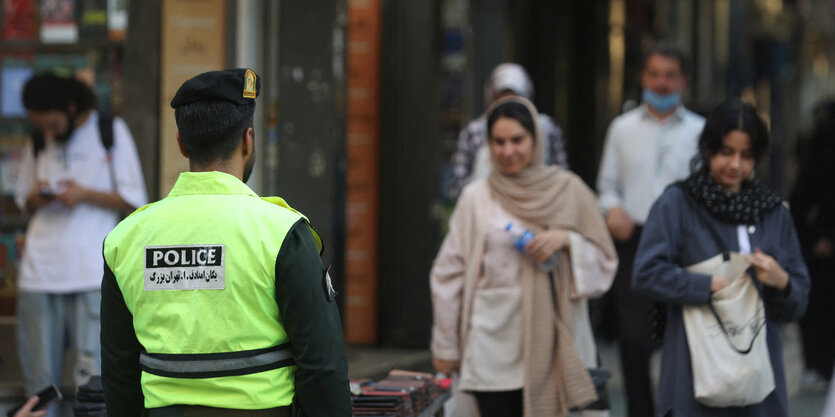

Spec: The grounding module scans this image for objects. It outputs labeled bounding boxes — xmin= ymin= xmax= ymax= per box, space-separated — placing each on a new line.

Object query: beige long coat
xmin=431 ymin=179 xmax=617 ymax=416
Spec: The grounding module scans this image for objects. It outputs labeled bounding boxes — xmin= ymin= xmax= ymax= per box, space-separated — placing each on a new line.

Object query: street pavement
xmin=346 ymin=323 xmax=830 ymax=417
xmin=590 ymin=323 xmax=829 ymax=416
xmin=0 ymin=323 xmax=830 ymax=416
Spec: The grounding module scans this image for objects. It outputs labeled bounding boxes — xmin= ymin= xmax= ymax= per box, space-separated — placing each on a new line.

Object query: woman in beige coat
xmin=430 ymin=96 xmax=618 ymax=417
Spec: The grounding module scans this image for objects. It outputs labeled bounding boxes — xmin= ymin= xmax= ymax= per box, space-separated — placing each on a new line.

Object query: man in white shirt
xmin=15 ymin=73 xmax=147 ymax=417
xmin=596 ymin=45 xmax=705 ymax=417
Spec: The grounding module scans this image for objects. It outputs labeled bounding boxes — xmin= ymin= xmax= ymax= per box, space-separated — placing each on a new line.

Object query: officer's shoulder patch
xmin=322 ymin=265 xmax=337 ymax=302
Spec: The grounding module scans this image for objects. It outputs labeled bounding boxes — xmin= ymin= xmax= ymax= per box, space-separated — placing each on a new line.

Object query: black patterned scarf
xmin=677 ymin=170 xmax=783 ymax=224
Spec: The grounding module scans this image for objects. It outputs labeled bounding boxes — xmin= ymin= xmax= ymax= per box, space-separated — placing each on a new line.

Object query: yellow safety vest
xmin=104 ymin=171 xmax=319 ymax=410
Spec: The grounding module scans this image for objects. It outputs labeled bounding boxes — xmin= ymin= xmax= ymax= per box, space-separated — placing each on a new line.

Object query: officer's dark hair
xmin=691 ymin=99 xmax=769 ymax=173
xmin=643 ymin=43 xmax=691 ymax=76
xmin=174 ymin=100 xmax=255 ymax=164
xmin=22 ymin=73 xmax=96 ymax=112
xmin=487 ymin=100 xmax=537 ymax=141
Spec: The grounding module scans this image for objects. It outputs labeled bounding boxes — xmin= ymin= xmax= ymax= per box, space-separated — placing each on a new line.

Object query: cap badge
xmin=243 ymin=69 xmax=257 ymax=99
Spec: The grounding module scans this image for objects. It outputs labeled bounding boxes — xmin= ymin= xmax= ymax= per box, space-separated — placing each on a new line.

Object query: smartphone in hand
xmin=6 ymin=385 xmax=62 ymax=417
xmin=38 ymin=186 xmax=56 ymax=199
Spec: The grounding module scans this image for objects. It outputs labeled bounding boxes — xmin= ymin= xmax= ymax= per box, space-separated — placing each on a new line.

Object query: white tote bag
xmin=683 ymin=252 xmax=775 ymax=407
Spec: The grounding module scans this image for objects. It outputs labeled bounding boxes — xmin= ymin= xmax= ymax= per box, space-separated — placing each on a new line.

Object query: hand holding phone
xmin=31 ymin=180 xmax=55 ymax=200
xmin=6 ymin=385 xmax=61 ymax=417
xmin=38 ymin=182 xmax=56 ymax=198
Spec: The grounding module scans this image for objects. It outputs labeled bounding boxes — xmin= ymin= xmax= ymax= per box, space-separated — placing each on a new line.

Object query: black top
xmin=100 ymin=220 xmax=351 ymax=417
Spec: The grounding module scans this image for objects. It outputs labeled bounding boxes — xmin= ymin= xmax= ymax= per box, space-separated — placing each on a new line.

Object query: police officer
xmin=101 ymin=69 xmax=351 ymax=417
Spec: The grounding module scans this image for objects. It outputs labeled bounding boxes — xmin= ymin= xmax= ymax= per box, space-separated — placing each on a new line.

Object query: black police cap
xmin=170 ymin=68 xmax=260 ymax=108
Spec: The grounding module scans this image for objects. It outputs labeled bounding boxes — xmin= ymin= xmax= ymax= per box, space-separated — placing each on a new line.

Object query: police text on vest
xmin=144 ymin=245 xmax=226 ymax=291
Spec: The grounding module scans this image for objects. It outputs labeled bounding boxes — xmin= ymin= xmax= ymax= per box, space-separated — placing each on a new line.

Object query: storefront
xmin=0 ymin=1 xmax=364 ymax=390
xmin=2 ymin=0 xmax=834 ymax=367
xmin=0 ymin=0 xmax=129 ymax=316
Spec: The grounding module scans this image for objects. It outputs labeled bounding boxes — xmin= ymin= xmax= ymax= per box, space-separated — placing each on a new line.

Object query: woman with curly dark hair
xmin=633 ymin=99 xmax=810 ymax=416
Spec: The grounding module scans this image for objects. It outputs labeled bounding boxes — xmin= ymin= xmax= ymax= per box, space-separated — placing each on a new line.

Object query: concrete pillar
xmin=275 ymin=0 xmax=346 ymax=308
xmin=235 ymin=0 xmax=265 ymax=193
xmin=123 ymin=0 xmax=162 ymax=199
xmin=378 ymin=0 xmax=440 ymax=347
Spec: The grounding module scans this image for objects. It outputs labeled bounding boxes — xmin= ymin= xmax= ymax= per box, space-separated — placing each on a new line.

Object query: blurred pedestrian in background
xmin=431 ymin=96 xmax=617 ymax=417
xmin=446 ymin=62 xmax=568 ymax=201
xmin=596 ymin=44 xmax=704 ymax=417
xmin=790 ymin=99 xmax=835 ymax=392
xmin=15 ymin=72 xmax=147 ymax=417
xmin=633 ymin=99 xmax=810 ymax=416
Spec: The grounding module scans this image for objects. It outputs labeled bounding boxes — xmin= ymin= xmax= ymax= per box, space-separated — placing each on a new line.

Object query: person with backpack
xmin=14 ymin=72 xmax=147 ymax=417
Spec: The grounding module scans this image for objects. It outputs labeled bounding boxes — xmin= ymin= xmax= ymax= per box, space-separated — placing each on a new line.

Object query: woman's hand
xmin=749 ymin=248 xmax=789 ymax=291
xmin=432 ymin=358 xmax=460 ymax=376
xmin=14 ymin=395 xmax=47 ymax=417
xmin=710 ymin=275 xmax=731 ymax=293
xmin=525 ymin=229 xmax=569 ymax=264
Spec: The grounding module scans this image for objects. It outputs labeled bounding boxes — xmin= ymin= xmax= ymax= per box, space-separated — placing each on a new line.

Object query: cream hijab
xmin=483 ymin=96 xmax=616 ymax=416
xmin=485 ymin=96 xmax=615 ymax=258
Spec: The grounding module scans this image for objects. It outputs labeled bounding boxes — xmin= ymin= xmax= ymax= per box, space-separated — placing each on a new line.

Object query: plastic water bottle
xmin=505 ymin=222 xmax=560 ymax=270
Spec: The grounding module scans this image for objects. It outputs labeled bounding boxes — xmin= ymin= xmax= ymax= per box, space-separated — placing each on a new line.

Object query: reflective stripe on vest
xmin=140 ymin=343 xmax=294 ymax=379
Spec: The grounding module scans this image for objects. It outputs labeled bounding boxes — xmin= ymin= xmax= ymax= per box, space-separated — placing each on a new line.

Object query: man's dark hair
xmin=22 ymin=73 xmax=96 ymax=112
xmin=643 ymin=43 xmax=691 ymax=75
xmin=487 ymin=100 xmax=537 ymax=140
xmin=174 ymin=100 xmax=255 ymax=164
xmin=691 ymin=99 xmax=769 ymax=172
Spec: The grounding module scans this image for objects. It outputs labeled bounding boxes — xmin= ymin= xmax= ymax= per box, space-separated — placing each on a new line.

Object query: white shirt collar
xmin=639 ymin=103 xmax=687 ymax=124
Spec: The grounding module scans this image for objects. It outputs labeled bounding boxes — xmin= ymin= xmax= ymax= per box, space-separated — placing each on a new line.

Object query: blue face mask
xmin=642 ymin=89 xmax=680 ymax=113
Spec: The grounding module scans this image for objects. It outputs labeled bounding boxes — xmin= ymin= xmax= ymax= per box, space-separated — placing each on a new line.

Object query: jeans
xmin=16 ymin=291 xmax=102 ymax=417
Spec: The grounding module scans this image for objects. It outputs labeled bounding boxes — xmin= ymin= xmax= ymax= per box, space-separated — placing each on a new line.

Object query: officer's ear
xmin=242 ymin=127 xmax=254 ymax=157
xmin=176 ymin=132 xmax=189 ymax=158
